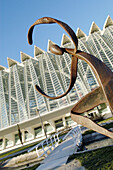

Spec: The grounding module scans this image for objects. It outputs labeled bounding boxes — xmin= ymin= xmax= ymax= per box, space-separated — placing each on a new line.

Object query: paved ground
xmin=55 ymin=159 xmax=85 ymax=170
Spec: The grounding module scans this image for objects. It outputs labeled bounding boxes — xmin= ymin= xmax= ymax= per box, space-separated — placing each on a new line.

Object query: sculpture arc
xmin=28 ymin=17 xmax=78 ymax=51
xmin=28 ymin=17 xmax=78 ymax=99
xmin=35 ymin=55 xmax=77 ymax=99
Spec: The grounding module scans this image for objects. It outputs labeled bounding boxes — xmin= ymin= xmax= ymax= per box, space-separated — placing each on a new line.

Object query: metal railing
xmin=63 ymin=125 xmax=82 ymax=146
xmin=28 ymin=132 xmax=60 ymax=158
xmin=28 ymin=125 xmax=82 ymax=158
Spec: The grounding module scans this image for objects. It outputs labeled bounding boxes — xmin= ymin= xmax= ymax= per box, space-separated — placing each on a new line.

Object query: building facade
xmin=0 ymin=16 xmax=113 ymax=152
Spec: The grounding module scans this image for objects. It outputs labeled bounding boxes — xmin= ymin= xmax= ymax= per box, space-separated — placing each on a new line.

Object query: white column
xmin=62 ymin=116 xmax=66 ymax=128
xmin=3 ymin=137 xmax=6 ymax=149
xmin=48 ymin=120 xmax=56 ymax=132
xmin=26 ymin=127 xmax=35 ymax=139
xmin=12 ymin=134 xmax=15 ymax=146
xmin=22 ymin=130 xmax=25 ymax=143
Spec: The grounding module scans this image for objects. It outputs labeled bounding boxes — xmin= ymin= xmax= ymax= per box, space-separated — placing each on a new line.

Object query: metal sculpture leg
xmin=71 ymin=114 xmax=113 ymax=139
xmin=71 ymin=87 xmax=113 ymax=139
xmin=71 ymin=86 xmax=106 ymax=114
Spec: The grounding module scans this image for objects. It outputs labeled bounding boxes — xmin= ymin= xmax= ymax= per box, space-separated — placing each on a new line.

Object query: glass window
xmin=34 ymin=126 xmax=43 ymax=137
xmin=15 ymin=134 xmax=21 ymax=145
xmin=25 ymin=131 xmax=33 ymax=141
xmin=0 ymin=139 xmax=3 ymax=150
xmin=5 ymin=139 xmax=13 ymax=148
xmin=44 ymin=124 xmax=53 ymax=133
xmin=65 ymin=116 xmax=75 ymax=126
xmin=55 ymin=119 xmax=63 ymax=129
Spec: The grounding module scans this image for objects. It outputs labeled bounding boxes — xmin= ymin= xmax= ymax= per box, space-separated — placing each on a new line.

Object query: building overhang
xmin=0 ymin=103 xmax=75 ymax=136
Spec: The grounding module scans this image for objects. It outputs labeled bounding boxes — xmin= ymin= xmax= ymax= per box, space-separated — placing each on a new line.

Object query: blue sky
xmin=0 ymin=0 xmax=113 ymax=67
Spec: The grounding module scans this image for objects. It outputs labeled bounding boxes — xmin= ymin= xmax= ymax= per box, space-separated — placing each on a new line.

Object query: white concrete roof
xmin=20 ymin=52 xmax=32 ymax=62
xmin=7 ymin=57 xmax=19 ymax=67
xmin=34 ymin=45 xmax=45 ymax=57
xmin=0 ymin=65 xmax=6 ymax=70
xmin=103 ymin=15 xmax=113 ymax=29
xmin=89 ymin=21 xmax=100 ymax=35
xmin=76 ymin=28 xmax=86 ymax=39
xmin=61 ymin=34 xmax=71 ymax=46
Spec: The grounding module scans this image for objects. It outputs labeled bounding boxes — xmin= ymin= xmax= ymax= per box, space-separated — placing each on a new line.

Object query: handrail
xmin=28 ymin=126 xmax=82 ymax=158
xmin=28 ymin=132 xmax=60 ymax=158
xmin=63 ymin=125 xmax=82 ymax=146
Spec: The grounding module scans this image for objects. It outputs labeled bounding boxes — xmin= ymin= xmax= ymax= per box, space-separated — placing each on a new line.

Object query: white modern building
xmin=0 ymin=16 xmax=113 ymax=153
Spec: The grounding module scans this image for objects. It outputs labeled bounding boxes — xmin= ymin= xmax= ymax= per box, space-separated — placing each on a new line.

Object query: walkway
xmin=1 ymin=126 xmax=82 ymax=169
xmin=36 ymin=137 xmax=79 ymax=170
